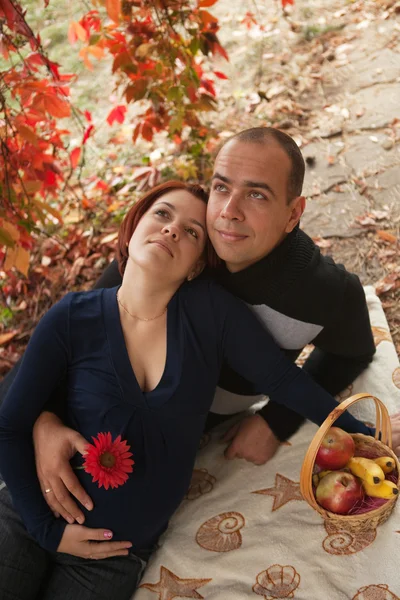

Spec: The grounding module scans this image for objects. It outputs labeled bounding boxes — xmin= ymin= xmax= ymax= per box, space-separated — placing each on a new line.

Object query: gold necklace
xmin=117 ymin=292 xmax=167 ymax=322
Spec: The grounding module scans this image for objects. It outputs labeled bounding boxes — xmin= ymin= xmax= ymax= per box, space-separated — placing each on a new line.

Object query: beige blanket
xmin=134 ymin=286 xmax=400 ymax=600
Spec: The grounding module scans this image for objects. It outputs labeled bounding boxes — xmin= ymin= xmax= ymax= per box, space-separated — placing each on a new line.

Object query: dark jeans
xmin=0 ymin=483 xmax=145 ymax=600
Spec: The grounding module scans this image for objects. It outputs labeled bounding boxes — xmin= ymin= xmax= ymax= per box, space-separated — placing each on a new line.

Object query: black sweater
xmin=215 ymin=226 xmax=376 ymax=439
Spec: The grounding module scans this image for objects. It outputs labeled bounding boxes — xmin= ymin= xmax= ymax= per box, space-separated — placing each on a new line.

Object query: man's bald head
xmin=217 ymin=127 xmax=305 ymax=203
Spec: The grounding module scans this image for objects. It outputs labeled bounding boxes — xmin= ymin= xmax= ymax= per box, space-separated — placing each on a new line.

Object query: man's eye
xmin=214 ymin=183 xmax=227 ymax=192
xmin=249 ymin=191 xmax=266 ymax=200
xmin=186 ymin=228 xmax=198 ymax=239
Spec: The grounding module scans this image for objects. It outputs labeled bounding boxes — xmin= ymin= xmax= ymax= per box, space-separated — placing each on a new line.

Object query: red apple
xmin=316 ymin=471 xmax=363 ymax=514
xmin=315 ymin=427 xmax=355 ymax=470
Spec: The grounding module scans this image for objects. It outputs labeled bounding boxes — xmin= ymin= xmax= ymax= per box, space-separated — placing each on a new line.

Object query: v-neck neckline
xmin=103 ymin=287 xmax=182 ymax=409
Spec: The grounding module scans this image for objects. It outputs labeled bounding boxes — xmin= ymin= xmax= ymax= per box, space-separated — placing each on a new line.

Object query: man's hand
xmin=390 ymin=413 xmax=400 ymax=456
xmin=33 ymin=411 xmax=93 ymax=524
xmin=57 ymin=525 xmax=132 ymax=559
xmin=222 ymin=414 xmax=281 ymax=465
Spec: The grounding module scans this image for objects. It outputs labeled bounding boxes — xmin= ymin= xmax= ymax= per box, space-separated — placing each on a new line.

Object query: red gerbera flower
xmin=83 ymin=432 xmax=134 ymax=490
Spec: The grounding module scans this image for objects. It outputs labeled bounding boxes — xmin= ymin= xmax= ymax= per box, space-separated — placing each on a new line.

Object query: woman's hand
xmin=33 ymin=411 xmax=93 ymax=524
xmin=57 ymin=525 xmax=132 ymax=559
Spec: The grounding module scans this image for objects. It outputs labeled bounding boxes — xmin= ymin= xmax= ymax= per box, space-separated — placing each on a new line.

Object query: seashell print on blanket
xmin=253 ymin=564 xmax=301 ymax=599
xmin=196 ymin=511 xmax=245 ymax=552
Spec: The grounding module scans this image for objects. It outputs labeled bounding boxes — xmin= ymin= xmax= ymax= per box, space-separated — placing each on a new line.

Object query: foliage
xmin=0 ymin=0 xmax=229 ymax=276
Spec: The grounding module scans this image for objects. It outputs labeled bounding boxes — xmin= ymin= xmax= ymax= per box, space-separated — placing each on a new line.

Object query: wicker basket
xmin=300 ymin=393 xmax=400 ymax=533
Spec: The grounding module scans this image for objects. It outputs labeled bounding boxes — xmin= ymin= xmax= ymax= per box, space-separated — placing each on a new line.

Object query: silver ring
xmin=44 ymin=488 xmax=53 ymax=494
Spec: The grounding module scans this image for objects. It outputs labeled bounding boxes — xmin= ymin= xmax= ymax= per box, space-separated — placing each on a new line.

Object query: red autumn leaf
xmin=200 ymin=78 xmax=216 ymax=96
xmin=44 ymin=170 xmax=57 ymax=186
xmin=83 ymin=110 xmax=92 ymax=122
xmin=0 ymin=0 xmax=32 ymax=38
xmin=281 ymin=0 xmax=294 ymax=6
xmin=134 ymin=120 xmax=154 ymax=143
xmin=82 ymin=124 xmax=95 ymax=144
xmin=43 ymin=95 xmax=71 ymax=118
xmin=186 ymin=85 xmax=198 ymax=103
xmin=15 ymin=123 xmax=40 ymax=146
xmin=106 ymin=0 xmax=121 ymax=23
xmin=241 ymin=11 xmax=258 ymax=29
xmin=95 ymin=179 xmax=109 ymax=191
xmin=200 ymin=10 xmax=218 ymax=28
xmin=208 ymin=38 xmax=229 ymax=61
xmin=214 ymin=71 xmax=228 ymax=80
xmin=70 ymin=147 xmax=81 ymax=169
xmin=199 ymin=0 xmax=218 ymax=6
xmin=0 ymin=35 xmax=10 ymax=60
xmin=106 ymin=105 xmax=127 ymax=126
xmin=68 ymin=22 xmax=78 ymax=45
xmin=69 ymin=21 xmax=88 ymax=44
xmin=95 ymin=179 xmax=109 ymax=192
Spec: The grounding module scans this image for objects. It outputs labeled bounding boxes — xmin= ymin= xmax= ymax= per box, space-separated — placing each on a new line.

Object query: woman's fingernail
xmin=104 ymin=531 xmax=113 ymax=539
xmin=77 ymin=516 xmax=84 ymax=525
xmin=85 ymin=503 xmax=93 ymax=511
xmin=125 ymin=542 xmax=132 ymax=548
xmin=67 ymin=516 xmax=74 ymax=524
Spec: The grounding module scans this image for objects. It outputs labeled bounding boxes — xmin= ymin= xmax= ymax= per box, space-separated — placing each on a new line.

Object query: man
xmin=1 ymin=127 xmax=379 ymax=524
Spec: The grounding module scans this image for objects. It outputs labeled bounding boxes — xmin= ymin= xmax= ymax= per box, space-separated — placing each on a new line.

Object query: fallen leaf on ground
xmin=312 ymin=236 xmax=333 ymax=248
xmin=377 ymin=230 xmax=398 ymax=244
xmin=0 ymin=331 xmax=20 ymax=345
xmin=375 ymin=270 xmax=400 ymax=295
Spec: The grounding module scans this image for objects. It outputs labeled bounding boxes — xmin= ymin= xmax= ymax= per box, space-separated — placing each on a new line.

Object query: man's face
xmin=207 ymin=139 xmax=304 ymax=273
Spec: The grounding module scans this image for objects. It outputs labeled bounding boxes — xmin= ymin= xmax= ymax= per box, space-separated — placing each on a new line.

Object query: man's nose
xmin=162 ymin=223 xmax=180 ymax=240
xmin=220 ymin=194 xmax=244 ymax=221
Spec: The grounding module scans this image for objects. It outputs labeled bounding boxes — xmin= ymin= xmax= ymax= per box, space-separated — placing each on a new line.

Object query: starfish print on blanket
xmin=139 ymin=565 xmax=212 ymax=599
xmin=252 ymin=473 xmax=303 ymax=511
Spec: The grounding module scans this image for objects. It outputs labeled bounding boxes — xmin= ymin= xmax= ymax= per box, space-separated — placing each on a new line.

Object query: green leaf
xmin=0 ymin=227 xmax=16 ymax=248
xmin=189 ymin=37 xmax=200 ymax=56
xmin=167 ymin=87 xmax=182 ymax=102
xmin=169 ymin=115 xmax=183 ymax=134
xmin=89 ymin=33 xmax=101 ymax=45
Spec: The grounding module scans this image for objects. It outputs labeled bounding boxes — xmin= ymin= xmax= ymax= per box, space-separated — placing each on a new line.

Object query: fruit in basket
xmin=362 ymin=479 xmax=399 ymax=499
xmin=316 ymin=471 xmax=364 ymax=514
xmin=347 ymin=457 xmax=385 ymax=486
xmin=315 ymin=427 xmax=355 ymax=470
xmin=312 ymin=470 xmax=332 ymax=487
xmin=374 ymin=456 xmax=396 ymax=474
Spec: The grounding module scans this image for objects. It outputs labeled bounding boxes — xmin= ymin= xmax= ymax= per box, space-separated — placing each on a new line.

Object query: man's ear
xmin=285 ymin=196 xmax=306 ymax=233
xmin=188 ymin=258 xmax=206 ymax=281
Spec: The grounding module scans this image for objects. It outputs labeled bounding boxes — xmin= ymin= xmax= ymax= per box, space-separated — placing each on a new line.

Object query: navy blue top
xmin=0 ymin=281 xmax=372 ymax=554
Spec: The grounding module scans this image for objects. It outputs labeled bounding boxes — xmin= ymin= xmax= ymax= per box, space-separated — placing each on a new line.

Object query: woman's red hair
xmin=116 ymin=180 xmax=220 ymax=275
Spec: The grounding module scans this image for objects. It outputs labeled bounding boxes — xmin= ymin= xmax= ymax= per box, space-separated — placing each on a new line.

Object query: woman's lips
xmin=150 ymin=240 xmax=173 ymax=256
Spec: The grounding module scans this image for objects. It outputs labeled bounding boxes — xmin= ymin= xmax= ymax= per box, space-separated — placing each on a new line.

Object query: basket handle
xmin=300 ymin=393 xmax=392 ymax=511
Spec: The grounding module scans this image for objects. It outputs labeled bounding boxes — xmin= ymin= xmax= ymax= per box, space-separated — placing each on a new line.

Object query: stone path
xmin=213 ymin=0 xmax=400 ymax=239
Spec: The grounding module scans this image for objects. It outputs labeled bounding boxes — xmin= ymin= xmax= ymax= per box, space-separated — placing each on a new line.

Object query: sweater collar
xmin=214 ymin=225 xmax=316 ymax=304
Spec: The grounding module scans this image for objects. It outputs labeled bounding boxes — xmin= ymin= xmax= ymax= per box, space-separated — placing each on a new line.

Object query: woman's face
xmin=127 ymin=189 xmax=207 ymax=283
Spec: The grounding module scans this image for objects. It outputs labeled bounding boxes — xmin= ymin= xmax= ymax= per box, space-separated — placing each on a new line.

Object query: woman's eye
xmin=155 ymin=209 xmax=169 ymax=218
xmin=186 ymin=228 xmax=198 ymax=239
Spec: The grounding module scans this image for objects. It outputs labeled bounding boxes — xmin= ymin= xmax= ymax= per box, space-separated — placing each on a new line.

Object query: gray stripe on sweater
xmin=246 ymin=303 xmax=323 ymax=349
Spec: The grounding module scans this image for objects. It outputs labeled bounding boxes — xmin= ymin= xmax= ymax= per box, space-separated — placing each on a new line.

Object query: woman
xmin=0 ymin=181 xmax=376 ymax=600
